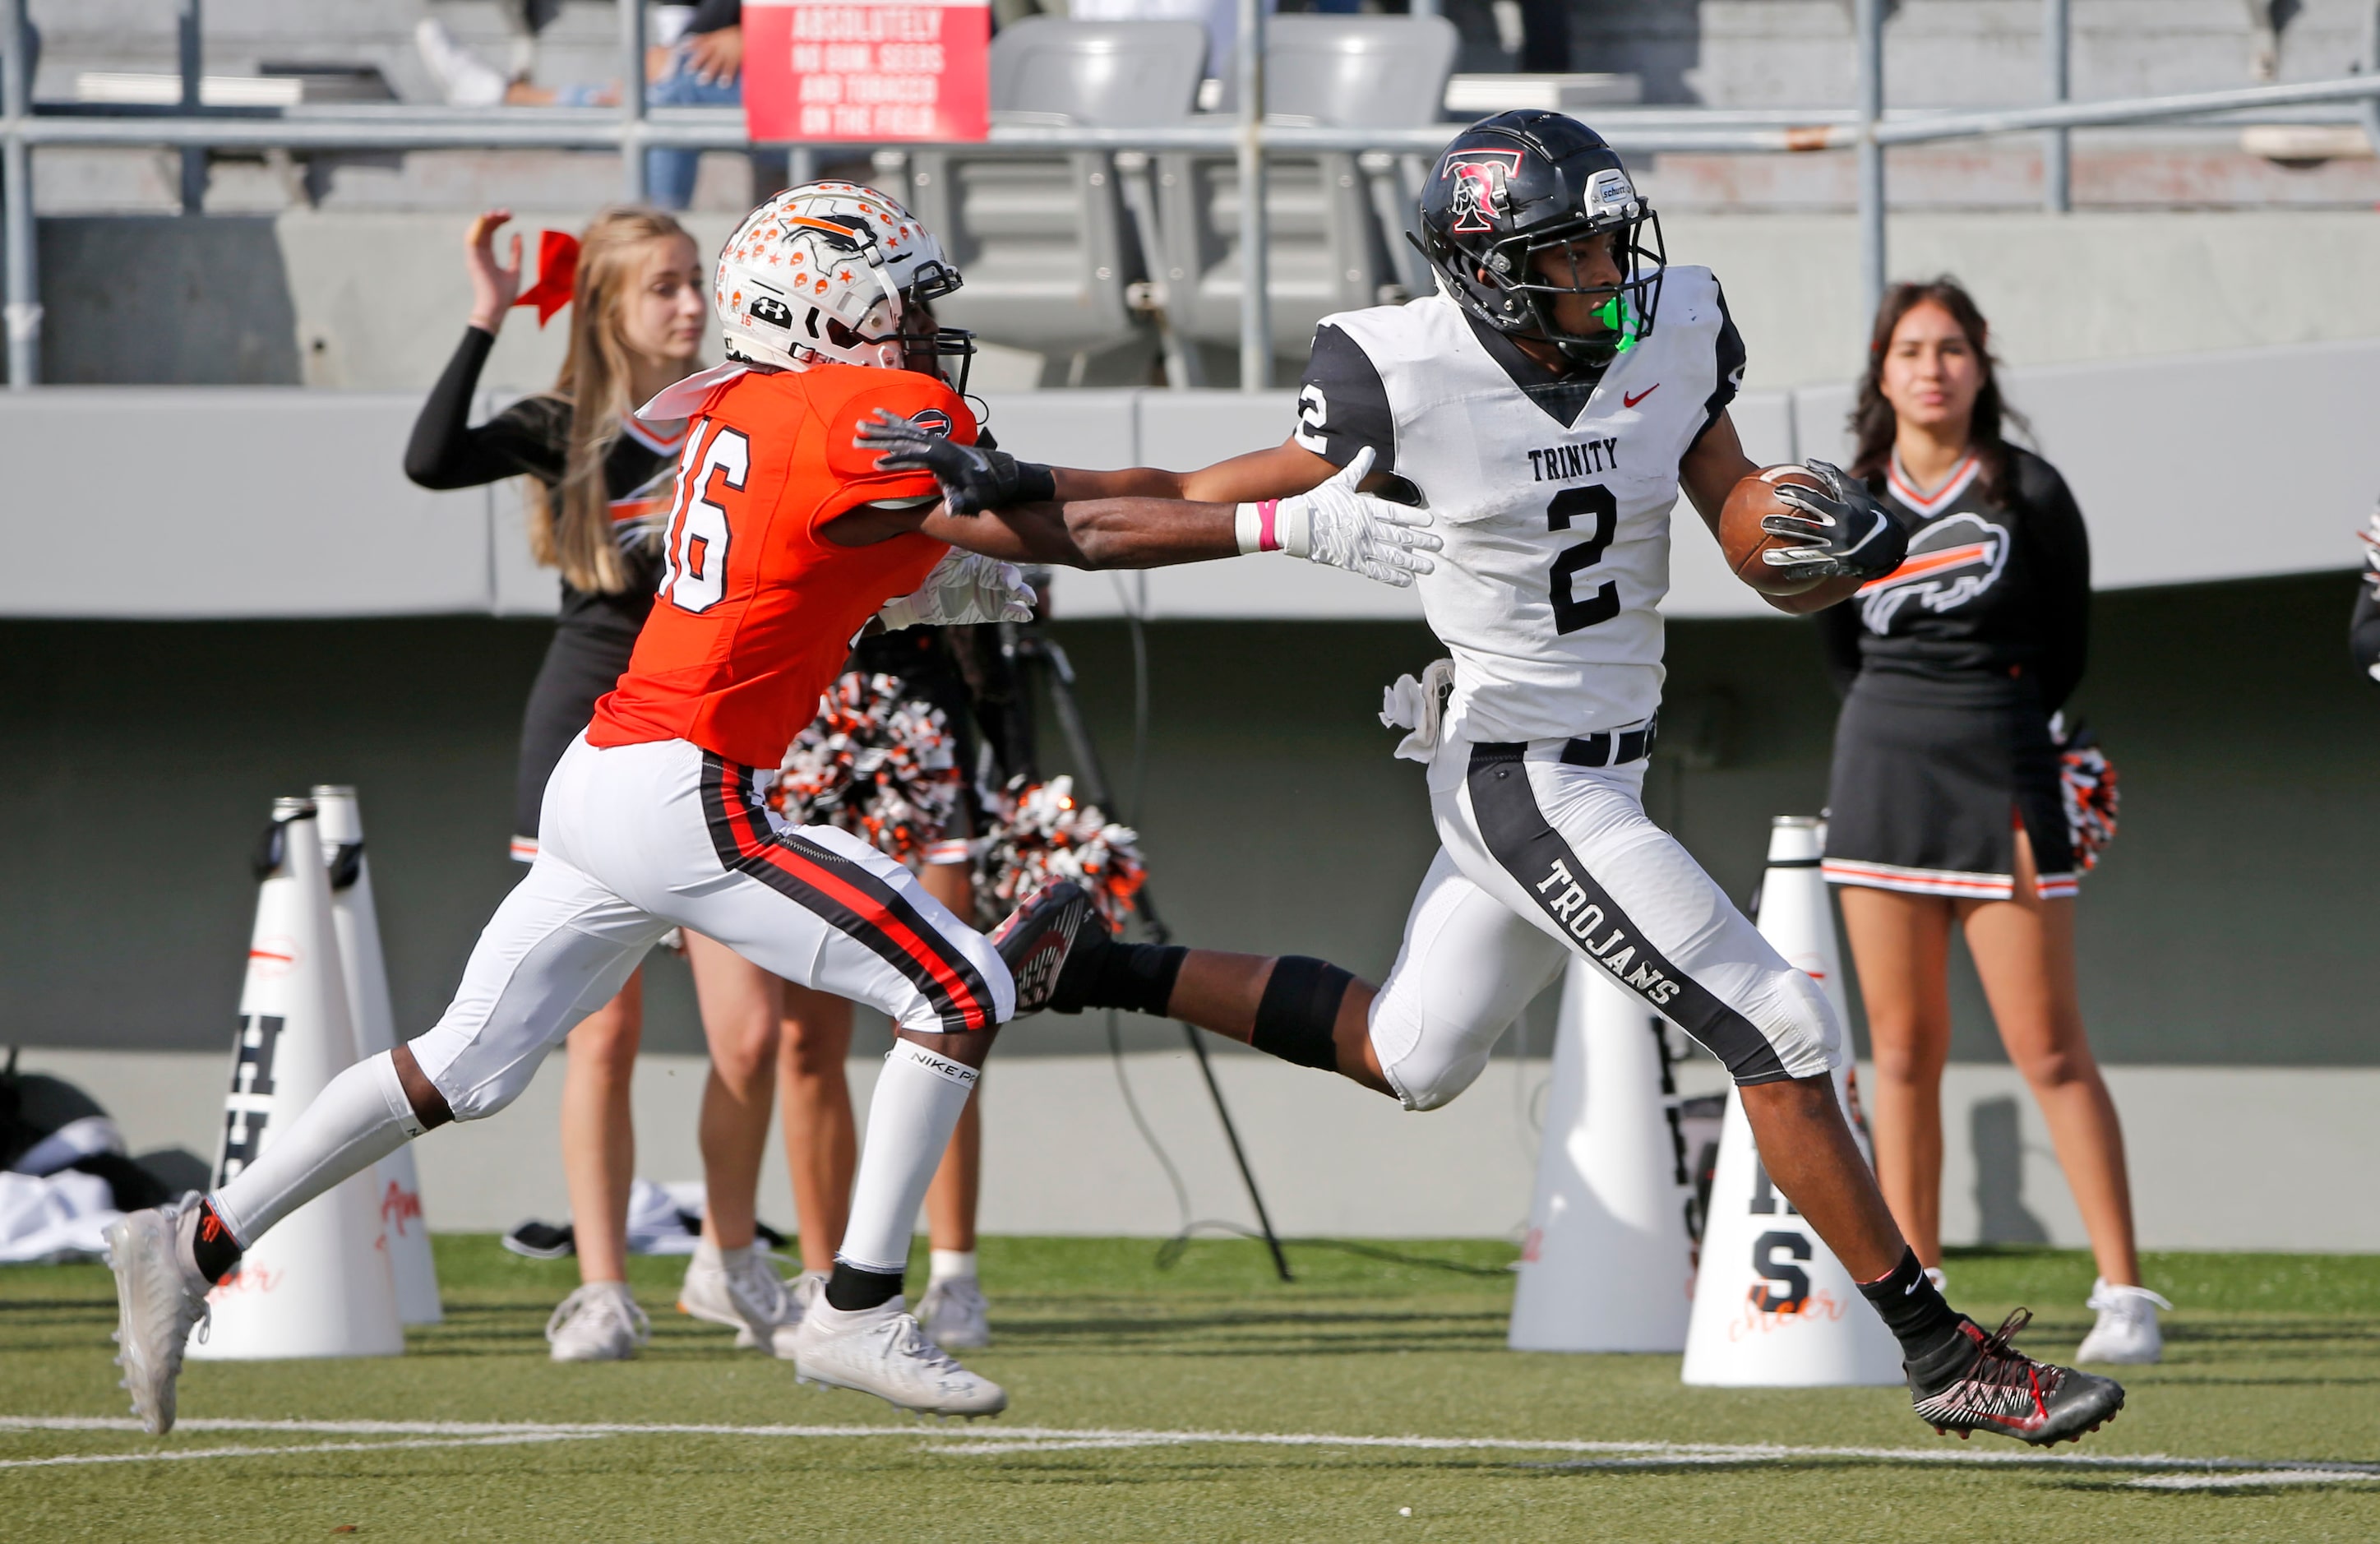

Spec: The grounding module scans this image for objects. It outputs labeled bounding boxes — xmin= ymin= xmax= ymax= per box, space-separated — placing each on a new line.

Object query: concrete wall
xmin=6 ymin=338 xmax=2375 ymax=622
xmin=18 ymin=1046 xmax=2374 ymax=1250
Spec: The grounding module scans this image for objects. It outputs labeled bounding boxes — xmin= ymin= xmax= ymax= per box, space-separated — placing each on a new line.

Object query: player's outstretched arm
xmin=1680 ymin=410 xmax=1868 ymax=616
xmin=904 ymin=447 xmax=1439 ymax=585
xmin=857 ymin=412 xmax=1358 ymax=510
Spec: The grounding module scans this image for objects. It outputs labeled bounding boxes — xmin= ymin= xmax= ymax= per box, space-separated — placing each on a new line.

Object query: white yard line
xmin=0 ymin=1432 xmax=600 ymax=1471
xmin=2129 ymin=1469 xmax=2380 ymax=1491
xmin=1 ymin=1416 xmax=2372 ymax=1489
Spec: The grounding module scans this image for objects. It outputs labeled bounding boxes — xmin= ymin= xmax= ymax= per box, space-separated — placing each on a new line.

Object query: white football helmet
xmin=714 ymin=181 xmax=973 ymax=388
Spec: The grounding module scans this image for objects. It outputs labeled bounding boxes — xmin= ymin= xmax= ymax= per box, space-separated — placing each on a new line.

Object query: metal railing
xmin=3 ymin=0 xmax=2379 ymax=390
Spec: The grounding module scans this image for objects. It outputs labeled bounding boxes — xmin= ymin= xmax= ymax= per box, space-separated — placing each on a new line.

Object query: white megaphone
xmin=189 ymin=797 xmax=404 ymax=1361
xmin=1509 ymin=958 xmax=1696 ymax=1352
xmin=313 ymin=785 xmax=441 ymax=1326
xmin=1680 ymin=816 xmax=1902 ymax=1387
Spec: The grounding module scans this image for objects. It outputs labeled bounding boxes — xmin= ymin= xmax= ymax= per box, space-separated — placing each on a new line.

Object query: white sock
xmin=210 ymin=1052 xmax=423 ymax=1246
xmin=930 ymin=1249 xmax=977 ymax=1284
xmin=836 ymin=1041 xmax=979 ymax=1274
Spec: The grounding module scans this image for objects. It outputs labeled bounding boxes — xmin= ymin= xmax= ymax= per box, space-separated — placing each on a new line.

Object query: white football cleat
xmin=103 ymin=1199 xmax=214 ymax=1436
xmin=545 ymin=1282 xmax=650 ymax=1363
xmin=679 ymin=1243 xmax=811 ymax=1359
xmin=2074 ymin=1280 xmax=2170 ymax=1365
xmin=919 ymin=1274 xmax=992 ymax=1352
xmin=792 ymin=1297 xmax=1006 ymax=1418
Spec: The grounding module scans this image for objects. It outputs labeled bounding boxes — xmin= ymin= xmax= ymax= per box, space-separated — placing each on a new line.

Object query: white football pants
xmin=1366 ymin=734 xmax=1842 ymax=1112
xmin=412 ymin=734 xmax=1013 ymax=1121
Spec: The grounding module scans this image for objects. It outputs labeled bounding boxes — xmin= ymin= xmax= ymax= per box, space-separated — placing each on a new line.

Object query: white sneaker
xmin=2074 ymin=1279 xmax=2171 ymax=1365
xmin=919 ymin=1274 xmax=992 ymax=1351
xmin=102 ymin=1198 xmax=214 ymax=1436
xmin=545 ymin=1282 xmax=650 ymax=1362
xmin=792 ymin=1297 xmax=1007 ymax=1417
xmin=1924 ymin=1265 xmax=1948 ymax=1295
xmin=678 ymin=1242 xmax=809 ymax=1359
xmin=414 ymin=18 xmax=510 ymax=108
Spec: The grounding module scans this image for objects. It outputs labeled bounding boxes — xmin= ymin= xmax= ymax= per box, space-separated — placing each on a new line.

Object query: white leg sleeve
xmin=835 ymin=1041 xmax=980 ymax=1274
xmin=208 ymin=1052 xmax=418 ymax=1247
xmin=1368 ymin=848 xmax=1569 ymax=1112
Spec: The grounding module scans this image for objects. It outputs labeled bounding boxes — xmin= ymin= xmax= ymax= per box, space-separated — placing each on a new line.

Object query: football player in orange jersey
xmin=100 ymin=182 xmax=1441 ymax=1432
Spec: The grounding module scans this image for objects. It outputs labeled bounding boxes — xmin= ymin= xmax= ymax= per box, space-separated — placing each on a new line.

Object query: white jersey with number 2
xmin=1295 ymin=266 xmax=1742 ymax=742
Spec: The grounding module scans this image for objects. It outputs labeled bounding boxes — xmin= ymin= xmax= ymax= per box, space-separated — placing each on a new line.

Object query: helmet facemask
xmin=1489 ymin=205 xmax=1665 ymax=368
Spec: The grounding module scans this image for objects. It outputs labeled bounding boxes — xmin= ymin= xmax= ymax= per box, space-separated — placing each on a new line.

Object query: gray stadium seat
xmin=885 ymin=19 xmax=1205 ymax=387
xmin=1158 ymin=16 xmax=1458 ymax=376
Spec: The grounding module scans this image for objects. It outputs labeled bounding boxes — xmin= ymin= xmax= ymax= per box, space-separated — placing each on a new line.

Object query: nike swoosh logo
xmin=1624 ymin=384 xmax=1659 ymax=408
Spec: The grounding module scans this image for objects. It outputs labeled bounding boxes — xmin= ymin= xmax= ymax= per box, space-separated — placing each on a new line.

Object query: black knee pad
xmin=1251 ymin=956 xmax=1354 ymax=1071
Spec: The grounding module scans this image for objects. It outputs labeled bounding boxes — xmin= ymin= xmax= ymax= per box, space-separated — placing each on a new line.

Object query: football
xmin=1718 ymin=464 xmax=1829 ymax=595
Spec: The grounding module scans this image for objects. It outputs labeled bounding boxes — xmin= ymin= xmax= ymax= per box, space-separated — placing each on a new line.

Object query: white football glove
xmin=877 ymin=548 xmax=1037 ymax=631
xmin=1236 ymin=446 xmax=1441 ymax=588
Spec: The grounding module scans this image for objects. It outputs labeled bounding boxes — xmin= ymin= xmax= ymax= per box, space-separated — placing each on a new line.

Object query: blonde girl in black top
xmin=1819 ymin=280 xmax=2165 ymax=1363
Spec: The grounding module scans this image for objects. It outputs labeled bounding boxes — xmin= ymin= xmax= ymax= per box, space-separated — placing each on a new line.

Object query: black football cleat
xmin=1908 ymin=1309 xmax=2125 ymax=1446
xmin=989 ymin=881 xmax=1102 ymax=1017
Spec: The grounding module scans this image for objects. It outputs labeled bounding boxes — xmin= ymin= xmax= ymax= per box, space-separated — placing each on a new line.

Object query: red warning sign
xmin=742 ymin=0 xmax=991 ymax=144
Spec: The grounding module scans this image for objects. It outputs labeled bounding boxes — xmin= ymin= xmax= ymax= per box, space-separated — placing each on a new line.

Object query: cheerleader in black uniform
xmin=404 ymin=206 xmax=726 ymax=1361
xmin=1819 ymin=280 xmax=2165 ymax=1364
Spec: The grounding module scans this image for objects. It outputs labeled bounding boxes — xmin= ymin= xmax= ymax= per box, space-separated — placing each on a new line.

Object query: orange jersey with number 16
xmin=587 ymin=363 xmax=968 ymax=769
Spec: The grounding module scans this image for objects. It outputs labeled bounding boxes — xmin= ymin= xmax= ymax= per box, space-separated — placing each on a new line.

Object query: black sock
xmin=825 ymin=1262 xmax=904 ymax=1313
xmin=1068 ymin=941 xmax=1186 ymax=1016
xmin=187 ymin=1197 xmax=243 ymax=1285
xmin=1855 ymin=1247 xmax=1966 ymax=1364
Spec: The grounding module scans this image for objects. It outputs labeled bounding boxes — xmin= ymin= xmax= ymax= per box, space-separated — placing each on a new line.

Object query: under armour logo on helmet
xmin=1440 ymin=149 xmax=1523 ymax=234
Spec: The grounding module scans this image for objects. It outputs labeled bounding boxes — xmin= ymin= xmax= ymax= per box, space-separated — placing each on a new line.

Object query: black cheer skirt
xmin=1822 ymin=673 xmax=2077 ymax=902
xmin=512 ymin=623 xmax=639 ymax=858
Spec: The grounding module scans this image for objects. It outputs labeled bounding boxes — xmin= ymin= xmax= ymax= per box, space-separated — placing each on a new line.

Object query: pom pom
xmin=2054 ymin=720 xmax=2119 ymax=874
xmin=769 ymin=671 xmax=963 ymax=863
xmin=973 ymin=774 xmax=1146 ymax=929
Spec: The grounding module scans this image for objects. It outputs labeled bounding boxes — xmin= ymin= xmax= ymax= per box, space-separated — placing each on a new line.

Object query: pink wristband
xmin=1256 ymin=499 xmax=1282 ymax=552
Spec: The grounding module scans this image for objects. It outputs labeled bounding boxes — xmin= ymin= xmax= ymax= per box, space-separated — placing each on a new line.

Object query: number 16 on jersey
xmin=660 ymin=424 xmax=749 ymax=615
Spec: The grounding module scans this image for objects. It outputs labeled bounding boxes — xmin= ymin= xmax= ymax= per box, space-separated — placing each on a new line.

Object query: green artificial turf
xmin=3 ymin=1237 xmax=2376 ymax=1542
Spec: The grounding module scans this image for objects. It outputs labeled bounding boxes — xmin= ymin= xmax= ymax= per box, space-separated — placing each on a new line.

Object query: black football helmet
xmin=1416 ymin=111 xmax=1665 ymax=368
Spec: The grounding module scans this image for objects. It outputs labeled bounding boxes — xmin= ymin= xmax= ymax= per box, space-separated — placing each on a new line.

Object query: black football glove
xmin=855 ymin=409 xmax=1056 ymax=516
xmin=1758 ymin=460 xmax=1908 ymax=583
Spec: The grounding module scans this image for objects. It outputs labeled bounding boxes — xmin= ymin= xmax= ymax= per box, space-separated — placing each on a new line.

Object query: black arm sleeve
xmin=403 ymin=328 xmax=566 ymax=491
xmin=1814 ymin=599 xmax=1865 ymax=699
xmin=688 ymin=0 xmax=741 ymax=33
xmin=2352 ymin=581 xmax=2380 ymax=685
xmin=2023 ymin=455 xmax=2091 ymax=713
xmin=1293 ymin=324 xmax=1396 ymax=474
xmin=1689 ymin=281 xmax=1747 ymax=451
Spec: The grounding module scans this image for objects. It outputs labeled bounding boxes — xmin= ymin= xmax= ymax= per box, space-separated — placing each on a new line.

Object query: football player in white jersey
xmin=867 ymin=110 xmax=2126 ymax=1446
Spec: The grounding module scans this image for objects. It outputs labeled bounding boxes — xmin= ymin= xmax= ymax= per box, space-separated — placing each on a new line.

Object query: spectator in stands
xmin=1816 ymin=279 xmax=2167 ymax=1365
xmin=414 ymin=6 xmax=783 ymax=211
xmin=2354 ymin=509 xmax=2380 ymax=683
xmin=642 ymin=3 xmax=790 ymax=211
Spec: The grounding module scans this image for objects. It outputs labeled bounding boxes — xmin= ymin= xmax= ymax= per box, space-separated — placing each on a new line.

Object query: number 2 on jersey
xmin=1546 ymin=483 xmax=1620 ymax=633
xmin=661 ymin=425 xmax=749 ymax=613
